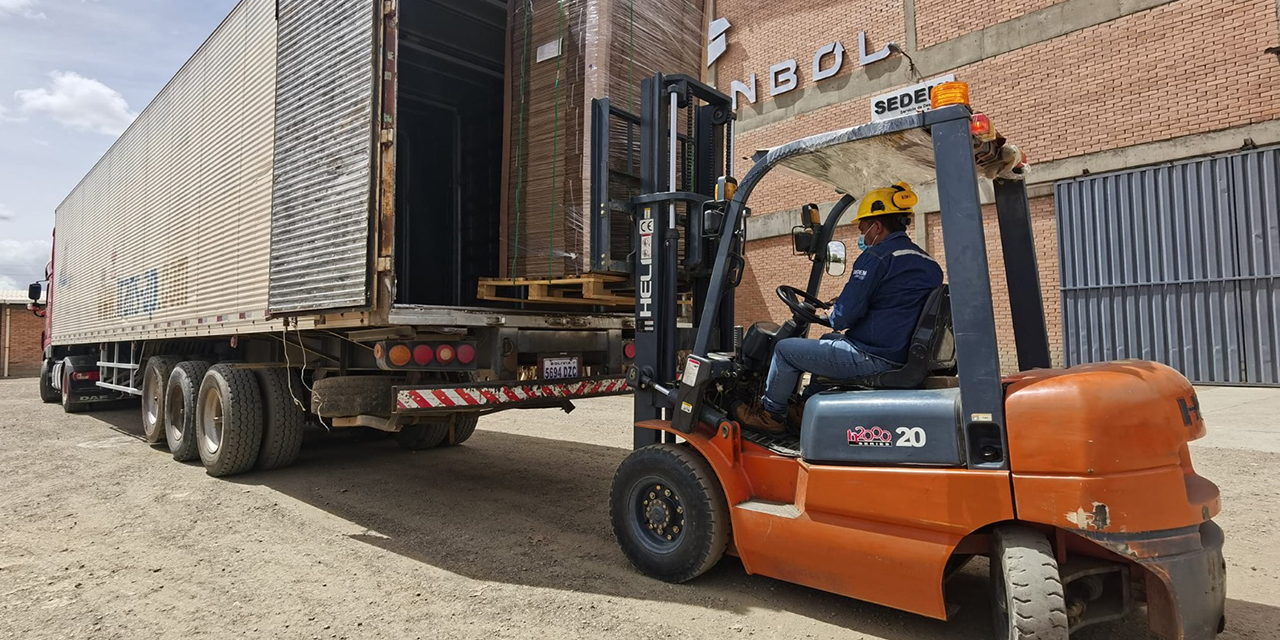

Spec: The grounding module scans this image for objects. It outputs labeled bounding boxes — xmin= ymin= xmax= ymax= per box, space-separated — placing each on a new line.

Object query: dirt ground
xmin=0 ymin=378 xmax=1276 ymax=639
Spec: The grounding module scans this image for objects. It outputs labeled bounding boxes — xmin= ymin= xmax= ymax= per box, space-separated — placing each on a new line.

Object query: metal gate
xmin=1056 ymin=146 xmax=1280 ymax=385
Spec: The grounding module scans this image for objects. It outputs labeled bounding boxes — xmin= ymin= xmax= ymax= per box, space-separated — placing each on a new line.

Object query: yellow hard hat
xmin=854 ymin=182 xmax=918 ymax=222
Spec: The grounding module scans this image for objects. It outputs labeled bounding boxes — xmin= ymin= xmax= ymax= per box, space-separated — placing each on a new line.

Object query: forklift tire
xmin=165 ymin=361 xmax=210 ymax=462
xmin=991 ymin=525 xmax=1069 ymax=640
xmin=39 ymin=360 xmax=59 ymax=403
xmin=253 ymin=368 xmax=306 ymax=470
xmin=196 ymin=364 xmax=264 ymax=477
xmin=141 ymin=356 xmax=182 ymax=444
xmin=394 ymin=421 xmax=450 ymax=451
xmin=609 ymin=444 xmax=730 ymax=583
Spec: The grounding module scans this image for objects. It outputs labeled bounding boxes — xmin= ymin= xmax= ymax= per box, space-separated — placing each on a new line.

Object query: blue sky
xmin=0 ymin=0 xmax=238 ymax=288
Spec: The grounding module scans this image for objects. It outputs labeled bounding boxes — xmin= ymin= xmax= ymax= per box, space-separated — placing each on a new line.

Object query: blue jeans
xmin=761 ymin=333 xmax=896 ymax=415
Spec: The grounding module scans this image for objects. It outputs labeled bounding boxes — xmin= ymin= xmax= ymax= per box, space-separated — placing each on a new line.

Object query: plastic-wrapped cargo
xmin=503 ymin=0 xmax=705 ymax=279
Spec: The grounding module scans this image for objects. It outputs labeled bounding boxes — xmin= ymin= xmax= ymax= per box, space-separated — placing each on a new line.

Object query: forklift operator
xmin=736 ymin=183 xmax=944 ymax=433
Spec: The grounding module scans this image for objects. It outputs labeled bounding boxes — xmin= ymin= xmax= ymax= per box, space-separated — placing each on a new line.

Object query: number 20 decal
xmin=895 ymin=427 xmax=927 ymax=448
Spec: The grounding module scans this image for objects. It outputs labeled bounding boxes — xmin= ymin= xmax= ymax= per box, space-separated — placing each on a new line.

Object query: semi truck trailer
xmin=28 ymin=0 xmax=638 ymax=476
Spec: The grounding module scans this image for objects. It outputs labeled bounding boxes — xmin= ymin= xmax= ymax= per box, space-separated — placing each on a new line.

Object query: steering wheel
xmin=776 ymin=285 xmax=832 ymax=327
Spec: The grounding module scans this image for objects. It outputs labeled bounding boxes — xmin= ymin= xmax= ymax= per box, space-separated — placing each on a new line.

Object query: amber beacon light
xmin=930 ymin=81 xmax=971 ymax=109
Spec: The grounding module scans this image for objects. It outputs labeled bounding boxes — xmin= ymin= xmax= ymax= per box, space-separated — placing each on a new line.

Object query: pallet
xmin=477 ymin=275 xmax=635 ymax=308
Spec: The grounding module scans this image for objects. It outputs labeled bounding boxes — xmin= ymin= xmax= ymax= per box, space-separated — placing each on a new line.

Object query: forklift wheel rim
xmin=628 ymin=475 xmax=687 ymax=554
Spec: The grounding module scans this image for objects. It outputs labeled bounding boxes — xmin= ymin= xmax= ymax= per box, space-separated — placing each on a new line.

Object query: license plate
xmin=541 ymin=356 xmax=580 ymax=380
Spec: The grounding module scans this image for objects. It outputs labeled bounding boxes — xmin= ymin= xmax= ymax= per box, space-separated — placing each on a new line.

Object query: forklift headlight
xmin=931 ymin=81 xmax=970 ymax=109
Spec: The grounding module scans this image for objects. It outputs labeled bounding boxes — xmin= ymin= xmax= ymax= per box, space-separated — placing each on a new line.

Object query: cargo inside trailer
xmin=395 ymin=0 xmax=507 ymax=307
xmin=391 ymin=0 xmax=705 ymax=308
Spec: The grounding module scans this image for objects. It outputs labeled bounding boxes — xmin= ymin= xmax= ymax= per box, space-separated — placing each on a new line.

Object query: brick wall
xmin=737 ymin=197 xmax=1062 ymax=374
xmin=915 ymin=0 xmax=1067 ymax=48
xmin=725 ymin=0 xmax=1280 ymax=213
xmin=1 ymin=304 xmax=46 ymax=378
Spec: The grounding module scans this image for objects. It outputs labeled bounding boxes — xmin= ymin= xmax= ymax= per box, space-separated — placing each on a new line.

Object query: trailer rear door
xmin=269 ymin=0 xmax=381 ymax=314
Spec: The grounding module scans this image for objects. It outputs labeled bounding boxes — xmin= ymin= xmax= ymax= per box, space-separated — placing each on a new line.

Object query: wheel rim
xmin=628 ymin=476 xmax=686 ymax=554
xmin=165 ymin=383 xmax=185 ymax=446
xmin=143 ymin=369 xmax=161 ymax=429
xmin=200 ymin=386 xmax=223 ymax=454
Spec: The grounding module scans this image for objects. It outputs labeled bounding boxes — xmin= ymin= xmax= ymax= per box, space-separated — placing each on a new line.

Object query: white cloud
xmin=15 ymin=71 xmax=136 ymax=135
xmin=0 ymin=0 xmax=46 ymax=19
xmin=0 ymin=238 xmax=52 ymax=289
xmin=0 ymin=203 xmax=13 ymax=222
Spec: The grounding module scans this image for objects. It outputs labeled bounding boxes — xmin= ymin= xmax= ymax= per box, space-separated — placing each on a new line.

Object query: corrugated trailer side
xmin=33 ymin=0 xmax=636 ymax=479
xmin=51 ymin=0 xmax=278 ymax=345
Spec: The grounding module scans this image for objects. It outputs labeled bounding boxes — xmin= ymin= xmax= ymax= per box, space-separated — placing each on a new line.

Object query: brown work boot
xmin=733 ymin=403 xmax=787 ymax=435
xmin=787 ymin=402 xmax=805 ymax=429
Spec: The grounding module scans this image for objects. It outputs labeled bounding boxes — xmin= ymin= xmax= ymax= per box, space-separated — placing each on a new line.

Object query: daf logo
xmin=707 ymin=18 xmax=730 ymax=68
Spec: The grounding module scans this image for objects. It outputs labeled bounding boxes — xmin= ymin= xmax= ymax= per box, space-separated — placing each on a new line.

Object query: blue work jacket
xmin=828 ymin=231 xmax=943 ymax=364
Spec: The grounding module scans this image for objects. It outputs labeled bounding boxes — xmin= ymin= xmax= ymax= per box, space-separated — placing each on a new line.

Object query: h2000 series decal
xmin=847 ymin=426 xmax=927 ymax=448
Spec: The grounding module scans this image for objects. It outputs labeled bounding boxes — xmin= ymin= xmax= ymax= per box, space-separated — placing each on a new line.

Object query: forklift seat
xmin=814 ymin=285 xmax=954 ymax=390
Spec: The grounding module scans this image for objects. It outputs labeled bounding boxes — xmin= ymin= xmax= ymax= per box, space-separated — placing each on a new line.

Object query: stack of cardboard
xmin=501 ymin=0 xmax=705 ymax=279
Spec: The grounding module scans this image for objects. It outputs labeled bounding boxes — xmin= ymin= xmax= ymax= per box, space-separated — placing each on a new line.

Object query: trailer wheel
xmin=141 ymin=356 xmax=182 ymax=444
xmin=310 ymin=375 xmax=395 ymax=418
xmin=439 ymin=413 xmax=480 ymax=446
xmin=60 ymin=368 xmax=87 ymax=414
xmin=609 ymin=444 xmax=730 ymax=583
xmin=39 ymin=360 xmax=59 ymax=403
xmin=196 ymin=364 xmax=264 ymax=477
xmin=394 ymin=421 xmax=450 ymax=451
xmin=991 ymin=525 xmax=1069 ymax=640
xmin=254 ymin=368 xmax=306 ymax=470
xmin=165 ymin=361 xmax=210 ymax=462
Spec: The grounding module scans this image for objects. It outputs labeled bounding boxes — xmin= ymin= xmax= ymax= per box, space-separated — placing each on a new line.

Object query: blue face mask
xmin=857 ymin=234 xmax=868 ymax=252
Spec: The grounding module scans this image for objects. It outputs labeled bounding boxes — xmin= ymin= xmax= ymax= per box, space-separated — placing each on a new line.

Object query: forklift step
xmin=742 ymin=430 xmax=802 ymax=458
xmin=477 ymin=275 xmax=635 ymax=308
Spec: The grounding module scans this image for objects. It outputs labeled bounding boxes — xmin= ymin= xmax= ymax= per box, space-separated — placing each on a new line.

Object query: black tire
xmin=38 ymin=360 xmax=59 ymax=403
xmin=439 ymin=413 xmax=480 ymax=447
xmin=165 ymin=361 xmax=210 ymax=462
xmin=254 ymin=368 xmax=306 ymax=470
xmin=61 ymin=368 xmax=87 ymax=414
xmin=195 ymin=364 xmax=264 ymax=477
xmin=609 ymin=444 xmax=730 ymax=583
xmin=310 ymin=375 xmax=396 ymax=418
xmin=991 ymin=525 xmax=1069 ymax=640
xmin=140 ymin=356 xmax=182 ymax=444
xmin=394 ymin=421 xmax=451 ymax=451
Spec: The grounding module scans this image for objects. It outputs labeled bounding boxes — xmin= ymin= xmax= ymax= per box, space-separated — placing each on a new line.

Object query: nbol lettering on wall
xmin=707 ymin=17 xmax=897 ymax=110
xmin=871 ymin=75 xmax=955 ymax=122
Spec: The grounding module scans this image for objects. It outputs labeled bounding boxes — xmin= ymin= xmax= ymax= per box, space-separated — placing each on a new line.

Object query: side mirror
xmin=825 ymin=241 xmax=847 ymax=277
xmin=28 ymin=282 xmax=42 ymax=302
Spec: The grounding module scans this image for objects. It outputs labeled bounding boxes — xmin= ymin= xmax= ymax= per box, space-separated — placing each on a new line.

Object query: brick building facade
xmin=708 ymin=0 xmax=1280 ymax=375
xmin=1 ymin=292 xmax=45 ymax=378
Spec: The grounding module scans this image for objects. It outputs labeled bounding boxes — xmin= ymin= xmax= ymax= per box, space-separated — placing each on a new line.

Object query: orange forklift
xmin=592 ymin=74 xmax=1225 ymax=639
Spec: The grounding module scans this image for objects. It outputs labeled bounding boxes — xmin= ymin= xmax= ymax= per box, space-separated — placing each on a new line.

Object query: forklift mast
xmin=590 ymin=73 xmax=736 ymax=448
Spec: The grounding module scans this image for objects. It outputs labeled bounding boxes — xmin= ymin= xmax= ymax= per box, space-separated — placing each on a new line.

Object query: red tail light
xmin=413 ymin=344 xmax=435 ymax=366
xmin=71 ymin=371 xmax=99 ymax=382
xmin=436 ymin=344 xmax=456 ymax=365
xmin=456 ymin=343 xmax=476 ymax=365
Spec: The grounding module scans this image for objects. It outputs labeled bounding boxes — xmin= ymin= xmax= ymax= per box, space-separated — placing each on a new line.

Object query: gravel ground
xmin=0 ymin=378 xmax=1276 ymax=639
